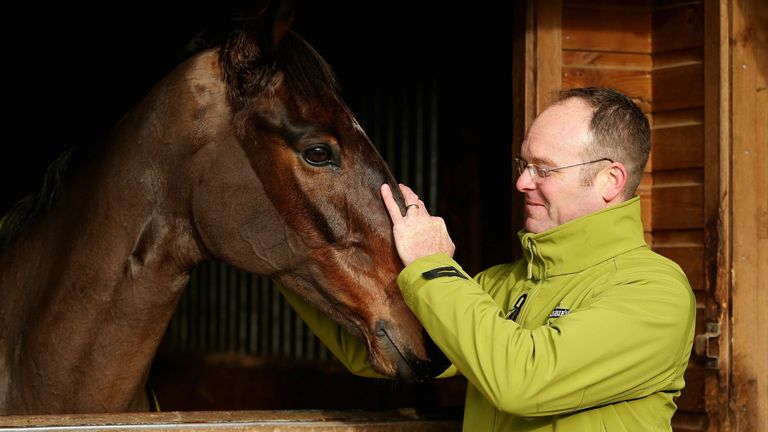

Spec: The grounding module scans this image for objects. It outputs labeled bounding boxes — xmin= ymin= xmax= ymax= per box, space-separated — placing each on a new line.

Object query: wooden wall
xmin=538 ymin=0 xmax=768 ymax=429
xmin=558 ymin=0 xmax=710 ymax=430
xmin=561 ymin=0 xmax=654 ymax=242
xmin=651 ymin=2 xmax=710 ymax=430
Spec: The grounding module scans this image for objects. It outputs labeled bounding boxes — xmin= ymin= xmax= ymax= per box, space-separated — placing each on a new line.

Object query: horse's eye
xmin=303 ymin=146 xmax=332 ymax=166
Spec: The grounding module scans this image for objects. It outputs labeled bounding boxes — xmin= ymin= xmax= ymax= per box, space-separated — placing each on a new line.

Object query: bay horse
xmin=0 ymin=4 xmax=448 ymax=414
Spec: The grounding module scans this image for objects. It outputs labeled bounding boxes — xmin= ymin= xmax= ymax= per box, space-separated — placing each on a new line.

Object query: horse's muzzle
xmin=375 ymin=321 xmax=452 ymax=382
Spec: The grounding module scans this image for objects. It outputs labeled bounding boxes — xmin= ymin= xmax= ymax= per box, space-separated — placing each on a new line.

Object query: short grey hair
xmin=554 ymin=87 xmax=651 ymax=200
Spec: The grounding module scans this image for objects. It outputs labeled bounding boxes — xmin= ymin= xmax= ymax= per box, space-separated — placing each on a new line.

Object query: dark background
xmin=1 ymin=2 xmax=515 ymax=273
xmin=1 ymin=4 xmax=210 ymax=215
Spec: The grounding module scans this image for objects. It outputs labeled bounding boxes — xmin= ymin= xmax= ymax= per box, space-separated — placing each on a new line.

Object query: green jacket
xmin=280 ymin=197 xmax=696 ymax=431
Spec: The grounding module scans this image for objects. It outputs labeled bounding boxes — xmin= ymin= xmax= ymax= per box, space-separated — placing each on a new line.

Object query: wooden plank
xmin=645 ymin=147 xmax=654 ymax=172
xmin=651 ymin=184 xmax=703 ymax=230
xmin=563 ymin=6 xmax=651 ymax=53
xmin=652 ymin=244 xmax=705 ymax=289
xmin=694 ymin=290 xmax=707 ymax=309
xmin=672 ymin=412 xmax=709 ymax=431
xmin=676 ymin=367 xmax=709 ymax=413
xmin=537 ymin=0 xmax=563 ymax=114
xmin=513 ymin=0 xmax=535 ymax=145
xmin=564 ymin=0 xmax=651 ymax=10
xmin=562 ymin=67 xmax=651 ymax=112
xmin=654 ymin=231 xmax=705 ymax=292
xmin=729 ymin=0 xmax=768 ymax=429
xmin=652 ymin=124 xmax=704 ymax=170
xmin=639 ymin=167 xmax=652 ymax=186
xmin=652 ymin=108 xmax=703 ymax=129
xmin=653 ymin=63 xmax=704 ymax=111
xmin=653 ymin=168 xmax=703 ymax=186
xmin=638 ymin=182 xmax=652 ymax=232
xmin=652 ymin=229 xmax=704 ymax=247
xmin=562 ymin=50 xmax=652 ymax=69
xmin=0 ymin=410 xmax=461 ymax=431
xmin=511 ymin=0 xmax=532 ymax=262
xmin=654 ymin=47 xmax=703 ymax=70
xmin=652 ymin=3 xmax=704 ymax=53
xmin=641 ymin=121 xmax=652 ymax=240
xmin=654 ymin=0 xmax=703 ymax=8
xmin=639 ymin=192 xmax=652 ymax=232
xmin=702 ymin=0 xmax=731 ymax=429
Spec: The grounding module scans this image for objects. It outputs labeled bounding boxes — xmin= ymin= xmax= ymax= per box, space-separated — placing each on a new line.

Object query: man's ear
xmin=601 ymin=162 xmax=628 ymax=203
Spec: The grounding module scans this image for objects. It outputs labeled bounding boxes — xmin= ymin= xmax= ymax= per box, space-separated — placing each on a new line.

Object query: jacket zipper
xmin=521 ymin=238 xmax=543 ymax=324
xmin=507 ymin=293 xmax=528 ymax=322
xmin=518 ymin=282 xmax=541 ymax=324
xmin=526 ymin=238 xmax=537 ymax=279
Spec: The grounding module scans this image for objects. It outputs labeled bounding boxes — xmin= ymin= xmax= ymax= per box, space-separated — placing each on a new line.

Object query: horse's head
xmin=181 ymin=4 xmax=449 ymax=381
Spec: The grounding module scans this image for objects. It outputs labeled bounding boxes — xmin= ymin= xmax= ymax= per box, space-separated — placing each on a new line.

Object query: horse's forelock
xmin=276 ymin=31 xmax=340 ymax=99
xmin=219 ymin=30 xmax=340 ymax=112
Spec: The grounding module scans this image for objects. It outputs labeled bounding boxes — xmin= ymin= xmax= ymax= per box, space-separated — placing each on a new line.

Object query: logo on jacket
xmin=548 ymin=307 xmax=570 ymax=318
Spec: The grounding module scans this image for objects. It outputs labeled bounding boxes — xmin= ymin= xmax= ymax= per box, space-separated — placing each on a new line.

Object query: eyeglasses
xmin=514 ymin=156 xmax=613 ymax=179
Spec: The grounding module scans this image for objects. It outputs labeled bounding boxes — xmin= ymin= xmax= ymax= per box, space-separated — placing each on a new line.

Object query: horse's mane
xmin=0 ymin=149 xmax=73 ymax=250
xmin=219 ymin=30 xmax=340 ymax=110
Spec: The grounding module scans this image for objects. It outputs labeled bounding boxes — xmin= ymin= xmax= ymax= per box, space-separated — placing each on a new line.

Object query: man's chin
xmin=524 ymin=218 xmax=553 ymax=234
xmin=524 ymin=220 xmax=542 ymax=234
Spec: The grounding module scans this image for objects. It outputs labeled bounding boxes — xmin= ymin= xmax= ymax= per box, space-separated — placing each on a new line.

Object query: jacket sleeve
xmin=398 ymin=253 xmax=696 ymax=417
xmin=276 ymin=283 xmax=383 ymax=378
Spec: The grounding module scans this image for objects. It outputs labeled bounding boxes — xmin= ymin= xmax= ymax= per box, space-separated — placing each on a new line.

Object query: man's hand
xmin=381 ymin=183 xmax=456 ymax=266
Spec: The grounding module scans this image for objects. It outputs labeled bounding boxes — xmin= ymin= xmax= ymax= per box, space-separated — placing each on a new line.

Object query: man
xmin=281 ymin=87 xmax=696 ymax=431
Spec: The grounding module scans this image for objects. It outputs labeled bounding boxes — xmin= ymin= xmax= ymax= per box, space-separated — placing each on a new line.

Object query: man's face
xmin=516 ymin=98 xmax=607 ymax=234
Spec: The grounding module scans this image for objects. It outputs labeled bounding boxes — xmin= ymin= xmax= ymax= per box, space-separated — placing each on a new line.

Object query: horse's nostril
xmin=374 ymin=320 xmax=388 ymax=336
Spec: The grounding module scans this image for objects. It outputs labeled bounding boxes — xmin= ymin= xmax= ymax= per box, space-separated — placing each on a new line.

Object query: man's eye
xmin=303 ymin=146 xmax=332 ymax=166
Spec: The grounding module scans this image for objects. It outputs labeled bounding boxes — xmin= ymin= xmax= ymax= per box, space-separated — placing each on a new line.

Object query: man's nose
xmin=516 ymin=170 xmax=536 ymax=192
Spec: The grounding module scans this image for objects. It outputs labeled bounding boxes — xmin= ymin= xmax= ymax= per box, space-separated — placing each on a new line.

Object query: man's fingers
xmin=399 ymin=184 xmax=418 ymax=204
xmin=399 ymin=184 xmax=431 ymax=217
xmin=415 ymin=199 xmax=429 ymax=216
xmin=380 ymin=184 xmax=405 ymax=221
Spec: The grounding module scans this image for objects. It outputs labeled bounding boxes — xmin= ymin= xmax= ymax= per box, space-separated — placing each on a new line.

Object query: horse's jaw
xmin=274 ymin=250 xmax=451 ymax=383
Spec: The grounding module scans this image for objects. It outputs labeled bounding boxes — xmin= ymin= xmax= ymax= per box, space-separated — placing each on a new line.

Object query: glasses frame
xmin=514 ymin=156 xmax=614 ymax=179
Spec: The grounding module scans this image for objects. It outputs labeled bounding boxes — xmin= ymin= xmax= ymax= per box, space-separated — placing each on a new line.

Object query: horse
xmin=0 ymin=3 xmax=449 ymax=414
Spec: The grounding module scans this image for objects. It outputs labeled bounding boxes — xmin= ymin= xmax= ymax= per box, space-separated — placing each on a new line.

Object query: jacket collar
xmin=517 ymin=196 xmax=647 ymax=281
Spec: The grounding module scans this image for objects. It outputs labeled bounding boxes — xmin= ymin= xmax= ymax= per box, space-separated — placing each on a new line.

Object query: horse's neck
xmin=0 ymin=53 xmax=220 ymax=413
xmin=1 ymin=199 xmax=196 ymax=412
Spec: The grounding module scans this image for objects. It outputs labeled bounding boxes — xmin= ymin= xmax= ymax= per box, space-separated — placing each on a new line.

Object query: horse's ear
xmin=221 ymin=0 xmax=295 ymax=109
xmin=243 ymin=0 xmax=295 ymax=59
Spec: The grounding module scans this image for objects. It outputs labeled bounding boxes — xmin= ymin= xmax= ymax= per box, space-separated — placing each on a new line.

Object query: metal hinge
xmin=694 ymin=322 xmax=721 ymax=369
